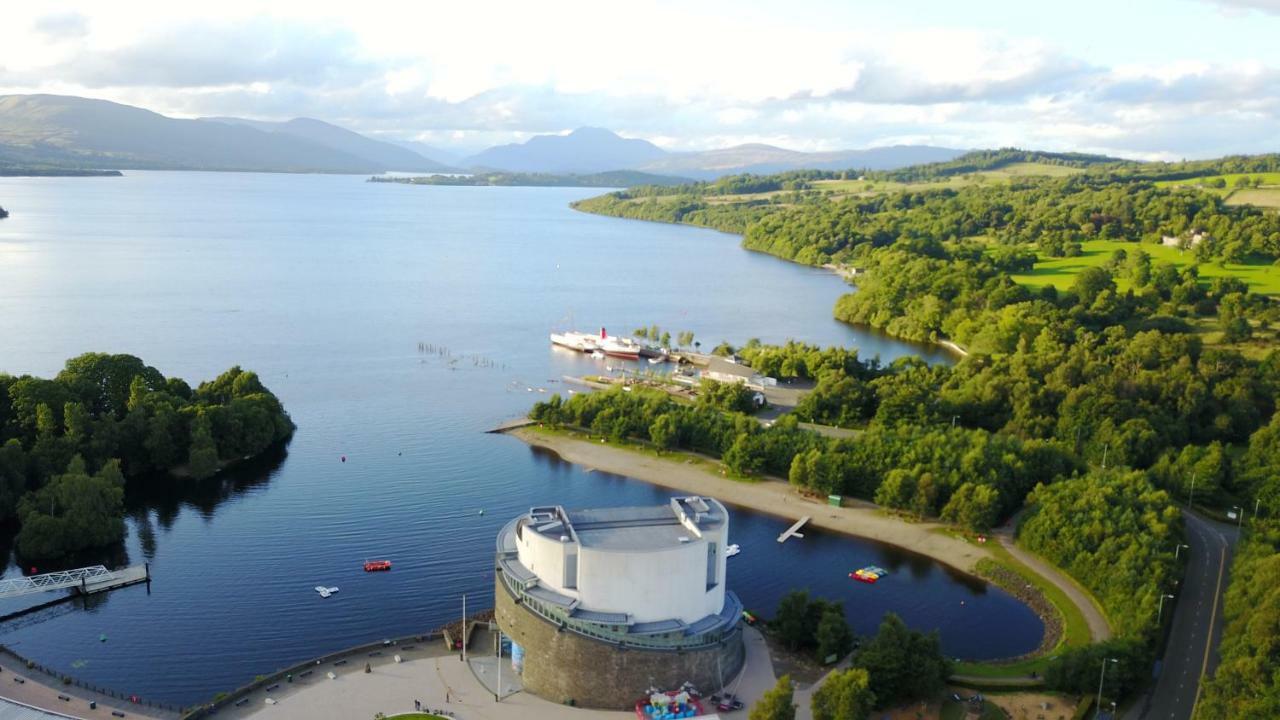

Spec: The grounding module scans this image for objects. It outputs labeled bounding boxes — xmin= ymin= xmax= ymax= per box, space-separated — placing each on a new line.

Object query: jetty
xmin=777 ymin=516 xmax=810 ymax=543
xmin=487 ymin=417 xmax=537 ymax=434
xmin=0 ymin=565 xmax=151 ymax=622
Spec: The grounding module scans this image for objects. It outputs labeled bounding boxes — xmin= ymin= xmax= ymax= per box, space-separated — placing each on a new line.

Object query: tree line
xmin=1195 ymin=519 xmax=1280 ymax=717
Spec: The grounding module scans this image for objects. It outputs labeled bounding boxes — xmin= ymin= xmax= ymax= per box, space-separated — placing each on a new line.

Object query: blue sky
xmin=1 ymin=0 xmax=1278 ymax=158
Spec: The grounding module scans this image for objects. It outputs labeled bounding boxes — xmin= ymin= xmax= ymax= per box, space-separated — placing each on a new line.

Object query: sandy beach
xmin=509 ymin=427 xmax=989 ymax=574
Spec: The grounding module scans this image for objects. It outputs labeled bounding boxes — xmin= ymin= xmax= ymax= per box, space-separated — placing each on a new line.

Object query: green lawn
xmin=386 ymin=714 xmax=448 ymax=720
xmin=1008 ymin=239 xmax=1280 ymax=296
xmin=952 ymin=541 xmax=1095 ymax=680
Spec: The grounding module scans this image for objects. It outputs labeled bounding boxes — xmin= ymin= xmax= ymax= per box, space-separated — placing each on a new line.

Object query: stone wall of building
xmin=495 ymin=577 xmax=745 ymax=709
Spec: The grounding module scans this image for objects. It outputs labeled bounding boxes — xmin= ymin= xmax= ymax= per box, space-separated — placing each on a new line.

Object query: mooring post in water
xmin=145 ymin=563 xmax=151 ymax=594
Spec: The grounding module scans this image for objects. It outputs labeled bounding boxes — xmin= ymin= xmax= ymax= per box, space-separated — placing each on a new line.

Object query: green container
xmin=828 ymin=495 xmax=842 ymax=507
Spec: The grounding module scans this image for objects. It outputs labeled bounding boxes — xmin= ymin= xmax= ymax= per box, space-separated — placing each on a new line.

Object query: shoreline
xmin=570 ymin=201 xmax=970 ymax=360
xmin=509 ymin=426 xmax=990 ymax=576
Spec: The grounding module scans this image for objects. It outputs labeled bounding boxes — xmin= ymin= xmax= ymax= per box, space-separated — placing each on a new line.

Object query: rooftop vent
xmin=678 ymin=536 xmax=691 ymax=543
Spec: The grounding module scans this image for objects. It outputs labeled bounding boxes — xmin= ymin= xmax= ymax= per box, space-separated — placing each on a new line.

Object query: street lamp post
xmin=1096 ymin=657 xmax=1119 ymax=719
xmin=1101 ymin=444 xmax=1109 ymax=469
xmin=1158 ymin=594 xmax=1175 ymax=624
xmin=1188 ymin=475 xmax=1197 ymax=507
xmin=1175 ymin=543 xmax=1189 ymax=560
xmin=1254 ymin=497 xmax=1262 ymax=521
xmin=1232 ymin=506 xmax=1244 ymax=533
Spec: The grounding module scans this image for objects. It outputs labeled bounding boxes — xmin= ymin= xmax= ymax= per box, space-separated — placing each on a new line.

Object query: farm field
xmin=1008 ymin=238 xmax=1280 ymax=295
xmin=1225 ymin=186 xmax=1280 ymax=209
xmin=812 ymin=162 xmax=1085 ymax=196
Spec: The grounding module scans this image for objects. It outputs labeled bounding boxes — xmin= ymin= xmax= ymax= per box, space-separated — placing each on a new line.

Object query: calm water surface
xmin=0 ymin=172 xmax=1036 ymax=705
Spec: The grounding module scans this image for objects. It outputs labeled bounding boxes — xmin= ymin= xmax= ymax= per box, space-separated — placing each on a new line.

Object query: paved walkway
xmin=233 ymin=627 xmax=776 ymax=720
xmin=995 ymin=533 xmax=1113 ymax=642
xmin=0 ymin=664 xmax=168 ymax=720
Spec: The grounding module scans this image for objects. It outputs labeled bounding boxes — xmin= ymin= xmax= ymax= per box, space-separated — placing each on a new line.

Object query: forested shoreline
xmin=551 ymin=149 xmax=1280 ymax=712
xmin=0 ymin=353 xmax=294 ymax=562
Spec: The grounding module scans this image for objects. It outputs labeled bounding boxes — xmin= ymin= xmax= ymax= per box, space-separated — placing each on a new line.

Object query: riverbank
xmin=509 ymin=426 xmax=988 ymax=575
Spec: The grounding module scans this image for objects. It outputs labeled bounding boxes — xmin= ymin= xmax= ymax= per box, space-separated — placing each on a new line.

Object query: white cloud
xmin=0 ymin=1 xmax=1276 ymax=158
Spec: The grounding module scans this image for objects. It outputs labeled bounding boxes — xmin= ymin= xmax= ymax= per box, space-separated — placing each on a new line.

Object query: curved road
xmin=1125 ymin=510 xmax=1236 ymax=720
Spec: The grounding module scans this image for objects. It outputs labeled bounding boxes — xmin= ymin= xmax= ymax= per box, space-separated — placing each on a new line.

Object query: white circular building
xmin=494 ymin=496 xmax=744 ymax=708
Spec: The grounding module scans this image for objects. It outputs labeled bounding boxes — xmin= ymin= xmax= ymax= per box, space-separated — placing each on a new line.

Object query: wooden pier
xmin=777 ymin=516 xmax=810 ymax=543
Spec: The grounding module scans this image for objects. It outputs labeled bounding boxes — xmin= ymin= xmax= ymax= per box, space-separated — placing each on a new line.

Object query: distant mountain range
xmin=0 ymin=94 xmax=966 ymax=179
xmin=461 ymin=127 xmax=669 ymax=174
xmin=203 ymin=116 xmax=452 ymax=172
xmin=0 ymin=95 xmax=434 ymax=173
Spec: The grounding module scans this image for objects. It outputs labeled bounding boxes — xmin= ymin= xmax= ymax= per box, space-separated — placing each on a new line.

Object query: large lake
xmin=0 ymin=172 xmax=1038 ymax=705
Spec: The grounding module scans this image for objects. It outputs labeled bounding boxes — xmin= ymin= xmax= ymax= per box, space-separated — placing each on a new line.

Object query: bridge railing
xmin=0 ymin=566 xmax=115 ymax=599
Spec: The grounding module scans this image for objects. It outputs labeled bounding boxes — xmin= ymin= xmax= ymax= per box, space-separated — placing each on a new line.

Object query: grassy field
xmin=1008 ymin=238 xmax=1280 ymax=295
xmin=1225 ymin=186 xmax=1280 ymax=209
xmin=812 ymin=162 xmax=1084 ymax=197
xmin=1154 ymin=173 xmax=1280 ymax=209
xmin=1154 ymin=172 xmax=1280 ymax=190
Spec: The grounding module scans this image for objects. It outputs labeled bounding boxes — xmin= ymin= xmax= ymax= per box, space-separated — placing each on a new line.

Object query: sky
xmin=2 ymin=0 xmax=1279 ymax=159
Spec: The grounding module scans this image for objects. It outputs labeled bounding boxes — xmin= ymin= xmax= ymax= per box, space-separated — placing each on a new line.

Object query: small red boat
xmin=364 ymin=560 xmax=392 ymax=572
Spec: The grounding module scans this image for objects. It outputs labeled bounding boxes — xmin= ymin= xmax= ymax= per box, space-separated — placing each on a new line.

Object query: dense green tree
xmin=187 ymin=413 xmax=219 ymax=480
xmin=1196 ymin=521 xmax=1280 ymax=719
xmin=815 ymin=605 xmax=854 ymax=663
xmin=749 ymin=675 xmax=795 ymax=720
xmin=810 ymin=668 xmax=874 ymax=720
xmin=16 ymin=456 xmax=125 ymax=561
xmin=772 ymin=590 xmax=812 ymax=651
xmin=854 ymin=613 xmax=950 ymax=708
xmin=1020 ymin=471 xmax=1179 ymax=639
xmin=1043 ymin=639 xmax=1147 ymax=698
xmin=940 ymin=482 xmax=1001 ymax=532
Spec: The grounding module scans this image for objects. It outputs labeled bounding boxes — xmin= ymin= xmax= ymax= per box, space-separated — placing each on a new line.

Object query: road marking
xmin=1191 ymin=541 xmax=1227 ymax=715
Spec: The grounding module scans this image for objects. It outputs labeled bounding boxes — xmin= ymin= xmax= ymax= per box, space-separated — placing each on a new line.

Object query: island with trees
xmin=0 ymin=353 xmax=294 ymax=562
xmin=523 ymin=148 xmax=1280 ymax=714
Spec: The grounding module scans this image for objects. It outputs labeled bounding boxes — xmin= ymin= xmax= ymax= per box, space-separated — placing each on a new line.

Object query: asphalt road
xmin=1125 ymin=510 xmax=1237 ymax=720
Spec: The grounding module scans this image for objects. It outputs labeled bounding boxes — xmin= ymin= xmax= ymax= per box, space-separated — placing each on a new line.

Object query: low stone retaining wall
xmin=495 ymin=576 xmax=745 ymax=709
xmin=974 ymin=559 xmax=1063 ymax=663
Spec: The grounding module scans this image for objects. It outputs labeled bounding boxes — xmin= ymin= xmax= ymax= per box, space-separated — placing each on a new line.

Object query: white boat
xmin=597 ymin=328 xmax=642 ymax=360
xmin=315 ymin=586 xmax=339 ymax=598
xmin=590 ymin=350 xmax=605 ymax=359
xmin=550 ymin=331 xmax=599 ymax=353
xmin=648 ymin=357 xmax=662 ymax=365
xmin=726 ymin=544 xmax=741 ymax=558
